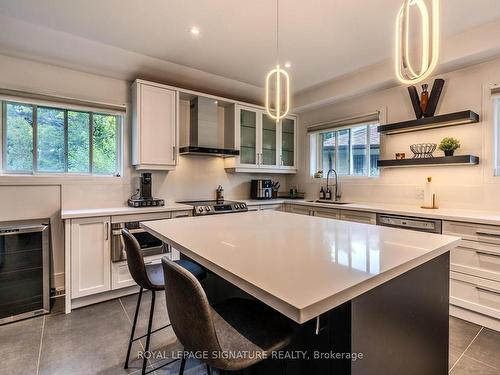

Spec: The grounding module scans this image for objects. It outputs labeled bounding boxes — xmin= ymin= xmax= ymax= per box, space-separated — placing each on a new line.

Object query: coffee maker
xmin=128 ymin=172 xmax=165 ymax=207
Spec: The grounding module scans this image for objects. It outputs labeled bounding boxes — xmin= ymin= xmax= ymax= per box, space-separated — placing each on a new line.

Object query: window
xmin=2 ymin=101 xmax=121 ymax=175
xmin=494 ymin=95 xmax=500 ymax=176
xmin=313 ymin=122 xmax=380 ymax=177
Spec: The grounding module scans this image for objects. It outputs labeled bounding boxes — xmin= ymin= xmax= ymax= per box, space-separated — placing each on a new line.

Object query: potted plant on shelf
xmin=438 ymin=137 xmax=461 ymax=156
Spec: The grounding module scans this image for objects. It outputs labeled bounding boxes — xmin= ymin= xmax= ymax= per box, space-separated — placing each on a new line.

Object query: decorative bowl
xmin=410 ymin=143 xmax=436 ymax=158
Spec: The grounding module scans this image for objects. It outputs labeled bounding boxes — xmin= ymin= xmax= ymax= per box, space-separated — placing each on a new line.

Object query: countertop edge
xmin=61 ymin=204 xmax=193 ymax=219
xmin=280 ymin=200 xmax=500 ymax=226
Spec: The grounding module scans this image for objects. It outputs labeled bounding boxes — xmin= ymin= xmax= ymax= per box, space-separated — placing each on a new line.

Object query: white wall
xmin=291 ymin=57 xmax=500 ymax=211
xmin=0 ymin=53 xmax=288 ymax=291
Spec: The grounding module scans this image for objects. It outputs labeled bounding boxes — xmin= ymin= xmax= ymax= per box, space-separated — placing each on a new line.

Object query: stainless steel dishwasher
xmin=376 ymin=214 xmax=442 ymax=234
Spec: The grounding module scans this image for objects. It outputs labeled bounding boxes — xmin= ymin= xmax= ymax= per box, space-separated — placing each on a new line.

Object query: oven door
xmin=111 ymin=224 xmax=167 ymax=262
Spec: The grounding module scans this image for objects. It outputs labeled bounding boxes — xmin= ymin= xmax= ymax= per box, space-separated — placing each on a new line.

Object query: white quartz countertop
xmin=141 ymin=210 xmax=460 ymax=323
xmin=283 ymin=200 xmax=500 ymax=226
xmin=61 ymin=202 xmax=192 ymax=219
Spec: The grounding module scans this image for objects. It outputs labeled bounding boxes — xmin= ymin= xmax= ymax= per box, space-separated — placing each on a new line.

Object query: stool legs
xmin=179 ymin=356 xmax=186 ymax=375
xmin=124 ymin=287 xmax=143 ymax=369
xmin=142 ymin=290 xmax=156 ymax=375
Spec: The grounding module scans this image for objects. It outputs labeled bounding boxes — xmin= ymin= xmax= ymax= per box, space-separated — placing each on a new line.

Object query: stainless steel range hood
xmin=179 ymin=96 xmax=239 ymax=157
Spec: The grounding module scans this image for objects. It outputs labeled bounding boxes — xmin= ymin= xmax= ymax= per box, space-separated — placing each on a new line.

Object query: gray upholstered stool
xmin=122 ymin=229 xmax=206 ymax=375
xmin=161 ymin=257 xmax=293 ymax=375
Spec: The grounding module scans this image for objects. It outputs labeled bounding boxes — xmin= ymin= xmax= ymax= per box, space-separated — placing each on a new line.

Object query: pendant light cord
xmin=276 ymin=0 xmax=280 ymax=66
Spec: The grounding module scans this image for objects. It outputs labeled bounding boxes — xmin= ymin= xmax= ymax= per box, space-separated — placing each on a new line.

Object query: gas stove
xmin=179 ymin=200 xmax=248 ymax=216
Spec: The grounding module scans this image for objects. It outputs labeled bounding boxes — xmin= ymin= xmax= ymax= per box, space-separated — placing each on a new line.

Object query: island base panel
xmin=198 ymin=252 xmax=450 ymax=375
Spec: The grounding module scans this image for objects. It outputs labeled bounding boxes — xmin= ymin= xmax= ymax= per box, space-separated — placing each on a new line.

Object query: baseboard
xmin=450 ymin=305 xmax=500 ymax=332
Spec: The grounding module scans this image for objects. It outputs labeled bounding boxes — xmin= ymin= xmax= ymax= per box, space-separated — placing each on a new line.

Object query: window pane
xmin=37 ymin=107 xmax=65 ymax=172
xmin=92 ymin=114 xmax=118 ymax=174
xmin=321 ymin=131 xmax=336 ymax=171
xmin=337 ymin=129 xmax=350 ymax=175
xmin=369 ymin=124 xmax=380 ymax=176
xmin=5 ymin=103 xmax=33 ymax=171
xmin=68 ymin=111 xmax=90 ymax=173
xmin=351 ymin=126 xmax=368 ymax=175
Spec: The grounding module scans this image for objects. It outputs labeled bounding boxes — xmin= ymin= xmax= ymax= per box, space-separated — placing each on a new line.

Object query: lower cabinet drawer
xmin=111 ymin=254 xmax=166 ymax=290
xmin=444 ymin=221 xmax=500 ymax=245
xmin=451 ymin=240 xmax=500 ymax=282
xmin=111 ymin=261 xmax=135 ymax=290
xmin=339 ymin=210 xmax=376 ymax=224
xmin=450 ymin=271 xmax=500 ymax=319
xmin=260 ymin=204 xmax=282 ymax=211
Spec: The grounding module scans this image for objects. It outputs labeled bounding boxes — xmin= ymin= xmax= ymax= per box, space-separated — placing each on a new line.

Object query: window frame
xmin=1 ymin=100 xmax=122 ymax=176
xmin=494 ymin=95 xmax=500 ymax=177
xmin=312 ymin=121 xmax=380 ymax=178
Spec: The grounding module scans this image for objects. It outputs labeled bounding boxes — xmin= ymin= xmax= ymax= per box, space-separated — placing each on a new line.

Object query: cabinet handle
xmin=476 ymin=285 xmax=500 ymax=296
xmin=172 ymin=146 xmax=177 ymax=161
xmin=476 ymin=230 xmax=500 ymax=238
xmin=476 ymin=250 xmax=500 ymax=258
xmin=105 ymin=222 xmax=109 ymax=241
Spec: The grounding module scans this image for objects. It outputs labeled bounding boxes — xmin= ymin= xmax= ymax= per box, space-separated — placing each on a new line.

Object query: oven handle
xmin=0 ymin=225 xmax=48 ymax=236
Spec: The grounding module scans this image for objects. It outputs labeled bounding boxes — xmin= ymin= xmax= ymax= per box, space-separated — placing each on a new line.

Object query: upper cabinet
xmin=225 ymin=105 xmax=297 ymax=174
xmin=131 ymin=80 xmax=178 ymax=170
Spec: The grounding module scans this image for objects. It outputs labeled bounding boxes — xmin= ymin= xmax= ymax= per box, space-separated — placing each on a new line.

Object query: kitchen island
xmin=142 ymin=210 xmax=461 ymax=375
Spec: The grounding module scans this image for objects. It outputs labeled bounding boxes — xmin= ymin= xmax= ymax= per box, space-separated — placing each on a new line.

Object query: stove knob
xmin=206 ymin=207 xmax=212 ymax=212
xmin=197 ymin=207 xmax=204 ymax=213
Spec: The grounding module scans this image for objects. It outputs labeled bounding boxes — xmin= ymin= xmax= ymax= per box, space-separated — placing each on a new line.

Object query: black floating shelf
xmin=378 ymin=110 xmax=479 ymax=134
xmin=377 ymin=155 xmax=479 ymax=168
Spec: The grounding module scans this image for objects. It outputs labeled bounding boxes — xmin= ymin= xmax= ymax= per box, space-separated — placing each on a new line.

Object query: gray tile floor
xmin=1 ymin=293 xmax=499 ymax=375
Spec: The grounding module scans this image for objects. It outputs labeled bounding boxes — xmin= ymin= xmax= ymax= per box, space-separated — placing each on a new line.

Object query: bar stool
xmin=161 ymin=257 xmax=293 ymax=375
xmin=121 ymin=229 xmax=206 ymax=375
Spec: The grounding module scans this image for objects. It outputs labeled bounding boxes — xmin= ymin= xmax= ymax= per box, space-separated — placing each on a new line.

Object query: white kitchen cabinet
xmin=70 ymin=216 xmax=111 ymax=298
xmin=340 ymin=210 xmax=376 ymax=224
xmin=132 ymin=79 xmax=178 ymax=170
xmin=444 ymin=220 xmax=500 ymax=330
xmin=225 ymin=105 xmax=297 ymax=174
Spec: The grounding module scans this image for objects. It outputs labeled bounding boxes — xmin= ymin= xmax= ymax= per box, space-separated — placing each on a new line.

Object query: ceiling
xmin=0 ymin=0 xmax=500 ymax=94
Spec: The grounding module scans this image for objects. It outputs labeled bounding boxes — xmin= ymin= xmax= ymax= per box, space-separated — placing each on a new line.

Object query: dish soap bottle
xmin=319 ymin=187 xmax=325 ymax=200
xmin=325 ymin=187 xmax=332 ymax=200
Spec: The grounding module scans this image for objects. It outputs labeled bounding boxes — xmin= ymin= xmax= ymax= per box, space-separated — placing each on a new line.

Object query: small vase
xmin=444 ymin=150 xmax=454 ymax=157
xmin=420 ymin=84 xmax=429 ymax=114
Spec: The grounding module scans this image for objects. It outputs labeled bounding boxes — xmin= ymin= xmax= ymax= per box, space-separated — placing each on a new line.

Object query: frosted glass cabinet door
xmin=281 ymin=117 xmax=296 ymax=167
xmin=261 ymin=113 xmax=277 ymax=166
xmin=239 ymin=109 xmax=257 ymax=165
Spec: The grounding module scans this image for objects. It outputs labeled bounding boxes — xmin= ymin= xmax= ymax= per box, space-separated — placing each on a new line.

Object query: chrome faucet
xmin=326 ymin=168 xmax=342 ymax=201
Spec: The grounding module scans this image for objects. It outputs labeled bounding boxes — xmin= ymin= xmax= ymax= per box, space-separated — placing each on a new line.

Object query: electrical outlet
xmin=415 ymin=186 xmax=424 ymax=199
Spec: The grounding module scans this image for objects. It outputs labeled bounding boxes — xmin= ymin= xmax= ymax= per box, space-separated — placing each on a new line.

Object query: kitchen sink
xmin=307 ymin=200 xmax=353 ymax=205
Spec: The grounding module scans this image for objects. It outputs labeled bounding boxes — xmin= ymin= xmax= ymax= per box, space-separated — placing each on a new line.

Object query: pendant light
xmin=265 ymin=0 xmax=290 ymax=122
xmin=395 ymin=0 xmax=440 ymax=84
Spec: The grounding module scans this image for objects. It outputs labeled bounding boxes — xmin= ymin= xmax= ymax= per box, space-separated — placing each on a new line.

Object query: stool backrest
xmin=122 ymin=229 xmax=154 ymax=290
xmin=161 ymin=257 xmax=221 ymax=354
